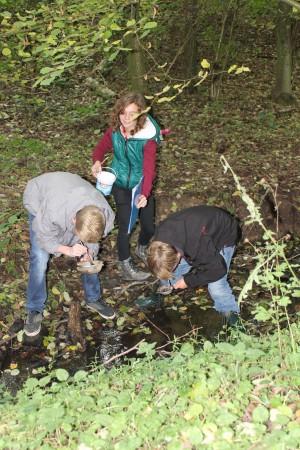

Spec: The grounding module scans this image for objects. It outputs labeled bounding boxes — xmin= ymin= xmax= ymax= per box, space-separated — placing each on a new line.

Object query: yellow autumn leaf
xmin=67 ymin=345 xmax=78 ymax=352
xmin=200 ymin=58 xmax=210 ymax=69
xmin=235 ymin=66 xmax=250 ymax=74
xmin=157 ymin=95 xmax=176 ymax=103
xmin=52 ymin=286 xmax=60 ymax=296
xmin=63 ymin=291 xmax=71 ymax=303
xmin=228 ymin=64 xmax=237 ymax=74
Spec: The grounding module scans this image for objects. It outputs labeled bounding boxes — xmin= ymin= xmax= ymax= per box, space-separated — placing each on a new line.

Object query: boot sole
xmin=86 ymin=303 xmax=116 ymax=320
xmin=156 ymin=287 xmax=173 ymax=296
xmin=24 ymin=324 xmax=41 ymax=337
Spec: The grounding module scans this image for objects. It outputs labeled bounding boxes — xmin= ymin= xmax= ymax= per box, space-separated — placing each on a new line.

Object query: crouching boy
xmin=23 ymin=172 xmax=115 ymax=337
xmin=147 ymin=205 xmax=241 ymax=321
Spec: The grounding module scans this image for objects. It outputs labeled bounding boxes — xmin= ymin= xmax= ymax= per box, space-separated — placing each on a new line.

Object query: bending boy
xmin=23 ymin=172 xmax=115 ymax=337
xmin=147 ymin=205 xmax=241 ymax=320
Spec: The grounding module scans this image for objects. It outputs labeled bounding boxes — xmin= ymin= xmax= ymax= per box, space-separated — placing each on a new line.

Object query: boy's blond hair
xmin=147 ymin=241 xmax=178 ymax=280
xmin=75 ymin=206 xmax=105 ymax=243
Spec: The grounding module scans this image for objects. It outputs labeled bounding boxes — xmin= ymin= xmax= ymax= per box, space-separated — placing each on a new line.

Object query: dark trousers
xmin=112 ymin=185 xmax=155 ymax=260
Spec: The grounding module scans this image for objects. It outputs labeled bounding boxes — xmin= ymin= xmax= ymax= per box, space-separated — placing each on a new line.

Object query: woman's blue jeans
xmin=160 ymin=246 xmax=239 ymax=315
xmin=26 ymin=214 xmax=101 ymax=313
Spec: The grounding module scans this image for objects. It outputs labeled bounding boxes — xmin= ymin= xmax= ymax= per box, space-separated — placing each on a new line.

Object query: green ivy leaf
xmin=2 ymin=47 xmax=11 ymax=56
xmin=74 ymin=370 xmax=87 ymax=382
xmin=56 ymin=368 xmax=69 ymax=382
xmin=143 ymin=21 xmax=157 ymax=30
xmin=110 ymin=23 xmax=121 ymax=31
xmin=39 ymin=375 xmax=51 ymax=387
xmin=184 ymin=403 xmax=203 ymax=420
xmin=24 ymin=377 xmax=39 ymax=390
xmin=40 ymin=66 xmax=54 ymax=75
xmin=126 ymin=19 xmax=136 ymax=27
xmin=252 ymin=405 xmax=269 ymax=423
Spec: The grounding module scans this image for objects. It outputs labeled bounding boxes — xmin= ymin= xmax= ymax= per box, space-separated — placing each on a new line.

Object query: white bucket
xmin=96 ymin=167 xmax=117 ymax=196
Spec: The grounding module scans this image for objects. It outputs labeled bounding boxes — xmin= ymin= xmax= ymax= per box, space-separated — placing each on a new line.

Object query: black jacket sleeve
xmin=183 ymin=245 xmax=228 ymax=288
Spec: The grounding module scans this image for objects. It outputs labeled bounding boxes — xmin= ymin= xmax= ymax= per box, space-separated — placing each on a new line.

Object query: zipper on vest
xmin=125 ymin=139 xmax=132 ymax=188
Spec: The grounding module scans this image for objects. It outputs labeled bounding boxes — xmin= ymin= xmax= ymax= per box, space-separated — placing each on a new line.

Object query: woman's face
xmin=119 ymin=103 xmax=140 ymax=132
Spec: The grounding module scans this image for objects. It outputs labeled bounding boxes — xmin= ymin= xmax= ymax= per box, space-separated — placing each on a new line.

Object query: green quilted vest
xmin=111 ymin=115 xmax=160 ymax=189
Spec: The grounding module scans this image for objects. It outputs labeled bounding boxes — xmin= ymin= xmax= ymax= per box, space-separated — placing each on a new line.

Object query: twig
xmin=103 ymin=326 xmax=201 ymax=366
xmin=0 ymin=332 xmax=18 ymax=347
xmin=0 ymin=321 xmax=9 ymax=330
xmin=103 ymin=338 xmax=145 ymax=366
xmin=112 ymin=279 xmax=157 ymax=295
xmin=155 ymin=327 xmax=202 ymax=351
xmin=143 ymin=315 xmax=170 ymax=340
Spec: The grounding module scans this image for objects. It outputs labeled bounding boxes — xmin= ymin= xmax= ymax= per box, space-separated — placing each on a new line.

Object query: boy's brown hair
xmin=75 ymin=206 xmax=105 ymax=243
xmin=147 ymin=241 xmax=178 ymax=280
xmin=110 ymin=92 xmax=148 ymax=134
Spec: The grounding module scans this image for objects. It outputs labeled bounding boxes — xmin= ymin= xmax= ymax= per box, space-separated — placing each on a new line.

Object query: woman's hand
xmin=92 ymin=160 xmax=102 ymax=178
xmin=136 ymin=194 xmax=147 ymax=208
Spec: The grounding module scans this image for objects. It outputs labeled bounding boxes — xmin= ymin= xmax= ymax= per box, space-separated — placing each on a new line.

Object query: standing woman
xmin=91 ymin=92 xmax=161 ymax=281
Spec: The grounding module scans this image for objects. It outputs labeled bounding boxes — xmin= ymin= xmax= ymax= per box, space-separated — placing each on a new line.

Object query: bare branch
xmin=103 ymin=339 xmax=145 ymax=366
xmin=144 ymin=315 xmax=171 ymax=340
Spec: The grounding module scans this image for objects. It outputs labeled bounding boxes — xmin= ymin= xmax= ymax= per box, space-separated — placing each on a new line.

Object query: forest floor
xmin=0 ymin=39 xmax=300 ymax=384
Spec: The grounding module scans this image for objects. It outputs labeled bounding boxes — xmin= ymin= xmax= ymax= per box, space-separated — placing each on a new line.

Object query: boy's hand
xmin=136 ymin=194 xmax=147 ymax=208
xmin=79 ymin=252 xmax=91 ymax=262
xmin=69 ymin=244 xmax=87 ymax=258
xmin=92 ymin=161 xmax=101 ymax=178
xmin=173 ymin=278 xmax=187 ymax=290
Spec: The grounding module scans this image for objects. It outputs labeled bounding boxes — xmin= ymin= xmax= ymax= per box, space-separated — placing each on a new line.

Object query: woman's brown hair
xmin=110 ymin=92 xmax=148 ymax=134
xmin=147 ymin=241 xmax=178 ymax=280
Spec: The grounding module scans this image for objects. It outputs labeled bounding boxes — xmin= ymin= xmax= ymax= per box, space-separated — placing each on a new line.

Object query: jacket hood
xmin=132 ymin=116 xmax=158 ymax=140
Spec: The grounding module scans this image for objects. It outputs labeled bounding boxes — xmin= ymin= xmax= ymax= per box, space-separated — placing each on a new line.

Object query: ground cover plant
xmin=0 ymin=326 xmax=300 ymax=449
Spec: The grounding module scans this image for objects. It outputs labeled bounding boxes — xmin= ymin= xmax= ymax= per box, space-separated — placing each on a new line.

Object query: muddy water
xmin=0 ymin=298 xmax=226 ymax=394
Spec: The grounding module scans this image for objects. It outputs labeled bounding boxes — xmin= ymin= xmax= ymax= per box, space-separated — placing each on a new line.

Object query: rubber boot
xmin=135 ymin=244 xmax=148 ymax=265
xmin=118 ymin=257 xmax=150 ymax=281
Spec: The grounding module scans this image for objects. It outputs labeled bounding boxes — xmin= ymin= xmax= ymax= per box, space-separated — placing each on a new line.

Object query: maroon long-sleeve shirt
xmin=92 ymin=128 xmax=157 ymax=198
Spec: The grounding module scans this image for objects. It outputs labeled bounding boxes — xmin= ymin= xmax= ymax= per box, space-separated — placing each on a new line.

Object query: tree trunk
xmin=181 ymin=0 xmax=200 ymax=81
xmin=272 ymin=2 xmax=297 ymax=105
xmin=126 ymin=1 xmax=145 ymax=93
xmin=210 ymin=0 xmax=238 ymax=100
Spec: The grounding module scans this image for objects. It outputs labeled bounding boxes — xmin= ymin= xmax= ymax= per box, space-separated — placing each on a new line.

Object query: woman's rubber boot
xmin=118 ymin=257 xmax=150 ymax=281
xmin=135 ymin=244 xmax=148 ymax=265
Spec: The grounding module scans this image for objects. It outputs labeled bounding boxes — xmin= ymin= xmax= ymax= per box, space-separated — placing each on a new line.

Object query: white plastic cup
xmin=96 ymin=168 xmax=116 ymax=196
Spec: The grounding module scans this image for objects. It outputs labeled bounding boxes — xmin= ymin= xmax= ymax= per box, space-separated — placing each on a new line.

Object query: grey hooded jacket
xmin=23 ymin=172 xmax=115 ymax=256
